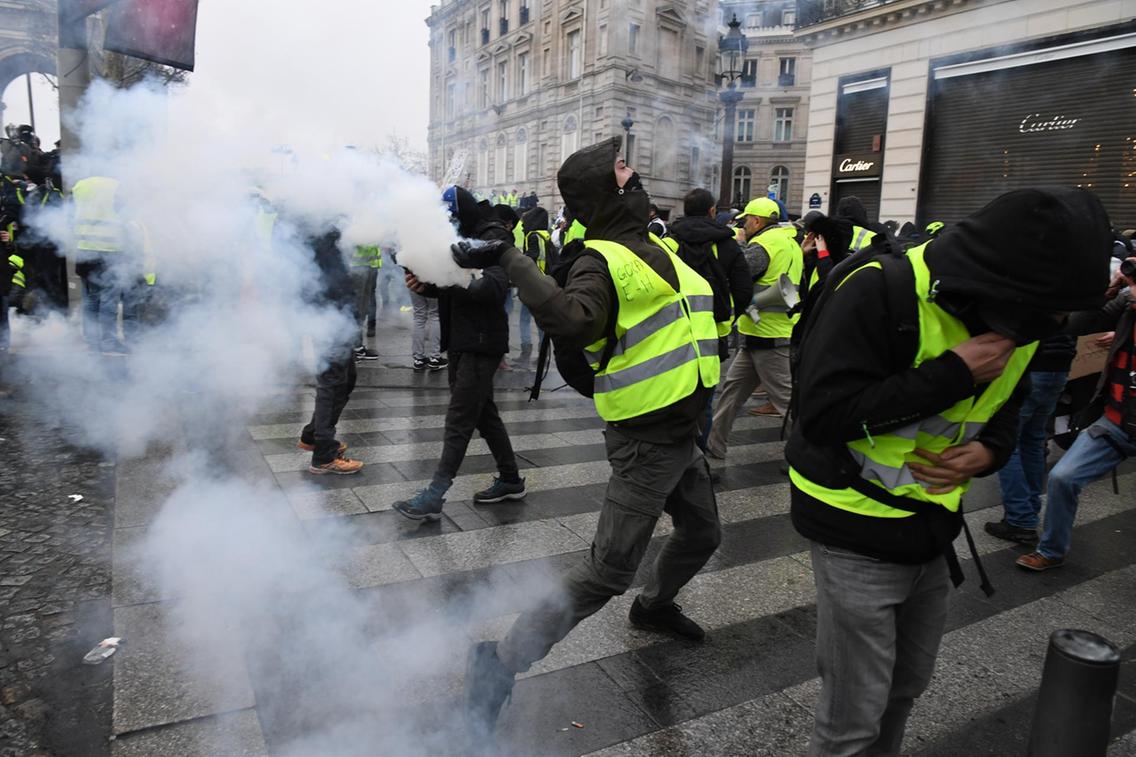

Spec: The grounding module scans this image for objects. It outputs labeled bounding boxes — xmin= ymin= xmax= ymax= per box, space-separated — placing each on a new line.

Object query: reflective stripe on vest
xmin=656 ymin=235 xmax=732 ymax=338
xmin=526 ymin=230 xmax=551 ymax=272
xmin=850 ymin=225 xmax=877 ymax=252
xmin=582 ymin=241 xmax=720 ymax=422
xmin=9 ymin=253 xmax=24 ymax=288
xmin=790 ymin=243 xmax=1037 ymax=519
xmin=352 ymin=245 xmax=382 ymax=269
xmin=73 ymin=177 xmax=125 ymax=253
xmin=737 ymin=225 xmax=803 ymax=339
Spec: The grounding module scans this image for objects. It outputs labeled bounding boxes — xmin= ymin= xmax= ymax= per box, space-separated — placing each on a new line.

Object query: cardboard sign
xmin=1068 ymin=332 xmax=1112 ymax=381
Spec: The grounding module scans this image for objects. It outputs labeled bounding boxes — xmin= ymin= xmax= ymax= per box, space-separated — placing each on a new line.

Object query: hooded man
xmin=392 ymin=185 xmax=525 ymax=519
xmin=786 ymin=187 xmax=1111 ymax=755
xmin=835 ymin=195 xmax=887 ymax=252
xmin=450 ymin=137 xmax=722 ymax=737
xmin=517 ymin=205 xmax=552 ymax=363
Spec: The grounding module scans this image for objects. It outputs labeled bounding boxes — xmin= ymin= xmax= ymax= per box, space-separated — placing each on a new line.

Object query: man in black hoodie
xmin=786 ymin=187 xmax=1111 ymax=755
xmin=666 ymin=187 xmax=753 ymax=450
xmin=517 ymin=205 xmax=553 ymax=363
xmin=392 ymin=186 xmax=525 ymax=519
xmin=451 ymin=138 xmax=722 ymax=736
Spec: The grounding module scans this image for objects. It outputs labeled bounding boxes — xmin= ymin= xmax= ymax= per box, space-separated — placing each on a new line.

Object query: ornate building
xmin=425 ymin=0 xmax=725 ymax=219
xmin=716 ymin=0 xmax=810 ymax=209
xmin=0 ymin=0 xmax=57 ymax=125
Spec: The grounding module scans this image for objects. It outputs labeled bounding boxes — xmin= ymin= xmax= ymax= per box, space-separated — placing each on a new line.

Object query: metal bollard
xmin=1027 ymin=629 xmax=1120 ymax=757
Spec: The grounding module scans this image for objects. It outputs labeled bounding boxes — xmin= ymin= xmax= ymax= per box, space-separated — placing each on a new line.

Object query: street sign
xmin=809 ymin=193 xmax=822 ymax=209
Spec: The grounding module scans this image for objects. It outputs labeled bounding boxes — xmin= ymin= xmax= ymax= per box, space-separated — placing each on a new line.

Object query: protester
xmin=517 ymin=205 xmax=553 ymax=365
xmin=452 ymin=138 xmax=722 ymax=738
xmin=298 ymin=225 xmax=366 ymax=475
xmin=409 ymin=285 xmax=445 ymax=372
xmin=835 ymin=195 xmax=886 ymax=252
xmin=1016 ymin=258 xmax=1136 ymax=570
xmin=392 ymin=186 xmax=524 ymax=520
xmin=787 ymin=187 xmax=1111 ymax=754
xmin=349 ymin=244 xmax=381 ymax=361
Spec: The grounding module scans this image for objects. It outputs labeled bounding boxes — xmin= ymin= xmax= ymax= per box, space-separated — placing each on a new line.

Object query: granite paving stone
xmin=110 ymin=708 xmax=268 ymax=757
xmin=397 ymin=519 xmax=590 ymax=577
xmin=111 ymin=526 xmax=167 ymax=607
xmin=339 ymin=542 xmax=423 ymax=589
xmin=284 ymin=488 xmax=368 ymax=520
xmin=112 ymin=601 xmax=257 ymax=734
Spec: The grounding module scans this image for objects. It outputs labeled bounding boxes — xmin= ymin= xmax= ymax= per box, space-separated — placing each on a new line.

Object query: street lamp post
xmin=621 ymin=111 xmax=634 ymax=162
xmin=717 ymin=15 xmax=749 ymax=208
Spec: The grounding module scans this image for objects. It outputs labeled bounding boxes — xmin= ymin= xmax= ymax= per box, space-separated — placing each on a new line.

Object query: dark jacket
xmin=425 ymin=189 xmax=511 ymax=356
xmin=1028 ymin=333 xmax=1078 ymax=373
xmin=667 ymin=214 xmax=753 ymax=359
xmin=1068 ymin=289 xmax=1136 ymax=407
xmin=788 ymin=187 xmax=1114 ymax=564
xmin=522 ymin=207 xmax=556 ymax=270
xmin=305 ymin=227 xmax=355 ymax=314
xmin=500 ymin=137 xmax=711 ymax=441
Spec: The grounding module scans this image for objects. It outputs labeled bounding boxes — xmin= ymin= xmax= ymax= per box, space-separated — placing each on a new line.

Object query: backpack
xmin=659 ymin=235 xmax=734 ymax=330
xmin=787 ymin=235 xmax=919 ymax=425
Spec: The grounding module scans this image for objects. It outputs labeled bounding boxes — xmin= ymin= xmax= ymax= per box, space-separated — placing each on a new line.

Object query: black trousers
xmin=432 ymin=351 xmax=519 ymax=489
xmin=301 ymin=349 xmax=357 ymax=465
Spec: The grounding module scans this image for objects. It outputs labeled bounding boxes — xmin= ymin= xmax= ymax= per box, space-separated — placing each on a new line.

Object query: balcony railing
xmin=778 ymin=72 xmax=795 ymax=87
xmin=499 ymin=18 xmax=509 ymax=36
xmin=520 ymin=6 xmax=530 ymax=24
xmin=480 ymin=27 xmax=490 ymax=45
xmin=797 ymin=0 xmax=904 ymax=28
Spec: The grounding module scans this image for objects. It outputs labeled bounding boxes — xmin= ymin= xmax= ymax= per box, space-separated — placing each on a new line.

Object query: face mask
xmin=620 ymin=172 xmax=643 ymax=193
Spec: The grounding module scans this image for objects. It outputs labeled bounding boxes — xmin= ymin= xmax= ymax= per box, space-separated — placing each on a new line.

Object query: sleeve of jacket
xmin=973 ymin=372 xmax=1029 ymax=474
xmin=500 ymin=247 xmax=613 ymax=349
xmin=455 ymin=264 xmax=508 ymax=305
xmin=743 ymin=241 xmax=771 ymax=281
xmin=794 ymin=265 xmax=977 ymax=444
xmin=1067 ymin=291 xmax=1132 ymax=335
xmin=721 ymin=238 xmax=755 ymax=316
xmin=523 ymin=232 xmax=540 ymax=263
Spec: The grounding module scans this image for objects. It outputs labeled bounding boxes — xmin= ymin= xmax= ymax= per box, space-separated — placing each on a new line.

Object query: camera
xmin=1120 ymin=258 xmax=1136 ymax=280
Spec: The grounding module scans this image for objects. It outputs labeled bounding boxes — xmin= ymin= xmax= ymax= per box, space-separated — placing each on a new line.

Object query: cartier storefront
xmin=919 ymin=31 xmax=1136 ymax=226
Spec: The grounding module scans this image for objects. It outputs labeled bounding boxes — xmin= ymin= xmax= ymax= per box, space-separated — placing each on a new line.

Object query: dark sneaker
xmin=464 ymin=642 xmax=515 ymax=740
xmin=985 ymin=519 xmax=1038 ymax=545
xmin=1016 ymin=551 xmax=1065 ymax=571
xmin=473 ymin=477 xmax=527 ymax=504
xmin=297 ymin=439 xmax=348 ymax=455
xmin=629 ymin=597 xmax=705 ymax=641
xmin=392 ymin=488 xmax=445 ymax=521
xmin=308 ymin=457 xmax=364 ymax=475
xmin=428 ymin=355 xmax=448 ymax=372
xmin=412 ymin=357 xmax=427 ymax=372
xmin=355 ymin=348 xmax=379 ymax=361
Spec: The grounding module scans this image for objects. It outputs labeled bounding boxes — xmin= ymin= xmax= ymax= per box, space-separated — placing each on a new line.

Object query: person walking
xmin=409 ymin=286 xmax=445 ymax=372
xmin=392 ymin=186 xmax=524 ymax=519
xmin=349 ymin=244 xmax=381 ymax=361
xmin=516 ymin=205 xmax=553 ymax=365
xmin=298 ymin=226 xmax=365 ymax=475
xmin=786 ymin=187 xmax=1111 ymax=755
xmin=451 ymin=138 xmax=722 ymax=738
xmin=1016 ymin=261 xmax=1136 ymax=571
xmin=706 ymin=197 xmax=803 ymax=458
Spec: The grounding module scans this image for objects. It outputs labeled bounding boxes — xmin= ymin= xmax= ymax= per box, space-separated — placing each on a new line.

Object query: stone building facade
xmin=426 ymin=0 xmax=727 ymax=219
xmin=716 ymin=0 xmax=810 ymax=210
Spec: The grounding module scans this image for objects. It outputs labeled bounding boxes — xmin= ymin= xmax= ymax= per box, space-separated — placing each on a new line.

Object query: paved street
xmin=4 ymin=312 xmax=1136 ymax=756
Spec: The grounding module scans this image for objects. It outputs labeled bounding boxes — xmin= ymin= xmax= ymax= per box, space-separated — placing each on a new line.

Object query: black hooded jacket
xmin=667 ymin=214 xmax=753 ymax=359
xmin=787 ymin=186 xmax=1113 ymax=564
xmin=835 ymin=196 xmax=889 ymax=239
xmin=522 ymin=207 xmax=556 ymax=270
xmin=500 ymin=137 xmax=712 ymax=441
xmin=422 ymin=187 xmax=510 ymax=356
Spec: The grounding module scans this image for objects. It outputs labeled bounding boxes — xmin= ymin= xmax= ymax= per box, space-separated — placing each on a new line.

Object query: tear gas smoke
xmin=5 ymin=27 xmax=551 ymax=757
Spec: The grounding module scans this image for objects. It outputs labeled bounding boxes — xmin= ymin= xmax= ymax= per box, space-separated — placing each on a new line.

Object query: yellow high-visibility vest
xmin=737 ymin=225 xmax=803 ymax=339
xmin=72 ymin=177 xmax=125 ymax=253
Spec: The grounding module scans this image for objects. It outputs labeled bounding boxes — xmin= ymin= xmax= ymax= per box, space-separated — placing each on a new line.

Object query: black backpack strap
xmin=877 ymin=252 xmax=920 ymax=371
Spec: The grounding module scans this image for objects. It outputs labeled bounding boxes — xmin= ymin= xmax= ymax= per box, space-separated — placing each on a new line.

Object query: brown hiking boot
xmin=297 ymin=439 xmax=348 ymax=454
xmin=748 ymin=402 xmax=781 ymax=417
xmin=308 ymin=457 xmax=364 ymax=475
xmin=1015 ymin=552 xmax=1065 ymax=571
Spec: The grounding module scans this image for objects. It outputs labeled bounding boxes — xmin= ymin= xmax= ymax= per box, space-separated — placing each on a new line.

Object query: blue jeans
xmin=996 ymin=371 xmax=1068 ymax=528
xmin=1038 ymin=416 xmax=1134 ymax=559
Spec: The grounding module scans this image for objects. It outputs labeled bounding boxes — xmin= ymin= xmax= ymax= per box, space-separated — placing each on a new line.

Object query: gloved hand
xmin=451 ymin=240 xmax=509 ymax=269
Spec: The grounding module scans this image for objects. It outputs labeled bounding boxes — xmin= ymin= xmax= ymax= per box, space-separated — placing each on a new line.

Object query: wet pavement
xmin=5 ymin=305 xmax=1136 ymax=755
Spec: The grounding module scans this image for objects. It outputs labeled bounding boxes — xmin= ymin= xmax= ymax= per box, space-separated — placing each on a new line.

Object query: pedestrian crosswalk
xmin=107 ymin=382 xmax=1136 ymax=756
xmin=245 ymin=384 xmax=1136 ymax=756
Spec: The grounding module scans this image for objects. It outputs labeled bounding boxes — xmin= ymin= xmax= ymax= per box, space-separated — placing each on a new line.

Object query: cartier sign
xmin=833 ymin=153 xmax=882 ymax=178
xmin=1018 ymin=113 xmax=1080 ymax=134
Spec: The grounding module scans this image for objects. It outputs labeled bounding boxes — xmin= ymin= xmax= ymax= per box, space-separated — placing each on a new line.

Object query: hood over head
xmin=835 ymin=196 xmax=869 ymax=227
xmin=926 ymin=187 xmax=1112 ymax=342
xmin=453 ymin=186 xmax=488 ymax=237
xmin=522 ymin=206 xmax=549 ymax=233
xmin=557 ymin=136 xmax=649 ymax=242
xmin=669 ymin=214 xmax=735 ymax=246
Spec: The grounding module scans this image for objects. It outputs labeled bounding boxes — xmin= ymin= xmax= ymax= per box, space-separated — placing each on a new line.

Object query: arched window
xmin=515 ymin=127 xmax=529 ymax=181
xmin=653 ymin=117 xmax=676 ymax=180
xmin=561 ymin=115 xmax=578 ymax=163
xmin=770 ymin=165 xmax=790 ymax=203
xmin=495 ymin=133 xmax=508 ymax=185
xmin=732 ymin=166 xmax=752 ymax=206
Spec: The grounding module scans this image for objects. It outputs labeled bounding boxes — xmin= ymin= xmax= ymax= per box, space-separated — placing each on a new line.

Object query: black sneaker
xmin=985 ymin=519 xmax=1039 ymax=545
xmin=629 ymin=596 xmax=705 ymax=641
xmin=427 ymin=355 xmax=448 ymax=372
xmin=412 ymin=357 xmax=427 ymax=372
xmin=473 ymin=477 xmax=527 ymax=504
xmin=355 ymin=347 xmax=379 ymax=361
xmin=464 ymin=642 xmax=515 ymax=741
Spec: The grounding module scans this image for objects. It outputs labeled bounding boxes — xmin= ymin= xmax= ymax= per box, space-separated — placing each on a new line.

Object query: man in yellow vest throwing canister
xmin=786 ymin=187 xmax=1113 ymax=756
xmin=450 ymin=138 xmax=722 ymax=739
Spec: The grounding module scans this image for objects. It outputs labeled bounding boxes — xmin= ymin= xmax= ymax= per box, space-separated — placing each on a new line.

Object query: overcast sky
xmin=2 ymin=0 xmax=435 ymax=154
